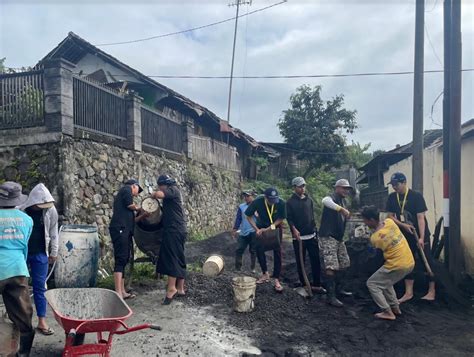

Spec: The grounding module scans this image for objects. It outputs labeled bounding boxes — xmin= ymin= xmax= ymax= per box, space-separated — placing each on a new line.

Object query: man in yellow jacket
xmin=361 ymin=206 xmax=415 ymax=321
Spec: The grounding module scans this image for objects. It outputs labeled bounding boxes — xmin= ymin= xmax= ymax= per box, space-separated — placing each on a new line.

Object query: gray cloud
xmin=1 ymin=0 xmax=473 ymax=150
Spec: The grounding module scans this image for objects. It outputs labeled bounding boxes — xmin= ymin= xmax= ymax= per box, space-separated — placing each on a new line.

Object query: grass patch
xmin=96 ymin=262 xmax=157 ymax=290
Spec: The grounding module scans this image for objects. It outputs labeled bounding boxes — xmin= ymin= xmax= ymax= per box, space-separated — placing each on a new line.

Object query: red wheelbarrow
xmin=45 ymin=288 xmax=161 ymax=356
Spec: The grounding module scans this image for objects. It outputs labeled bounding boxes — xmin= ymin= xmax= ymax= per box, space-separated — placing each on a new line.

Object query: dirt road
xmin=33 ymin=233 xmax=474 ymax=356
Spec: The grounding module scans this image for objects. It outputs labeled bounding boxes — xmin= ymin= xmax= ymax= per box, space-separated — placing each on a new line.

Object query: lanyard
xmin=396 ymin=189 xmax=408 ymax=215
xmin=264 ymin=199 xmax=275 ymax=225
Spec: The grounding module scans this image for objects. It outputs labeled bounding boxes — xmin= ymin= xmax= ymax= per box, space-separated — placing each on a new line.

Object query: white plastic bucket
xmin=203 ymin=255 xmax=225 ymax=277
xmin=232 ymin=276 xmax=257 ymax=313
xmin=55 ymin=225 xmax=100 ymax=288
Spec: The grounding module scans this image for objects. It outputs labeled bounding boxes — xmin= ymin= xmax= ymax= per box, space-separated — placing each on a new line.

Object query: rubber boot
xmin=336 ymin=272 xmax=353 ymax=297
xmin=327 ymin=279 xmax=343 ymax=307
xmin=250 ymin=253 xmax=256 ymax=273
xmin=16 ymin=331 xmax=35 ymax=357
xmin=235 ymin=255 xmax=243 ymax=271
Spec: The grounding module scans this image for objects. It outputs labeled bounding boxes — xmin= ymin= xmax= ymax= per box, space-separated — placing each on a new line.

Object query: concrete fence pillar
xmin=125 ymin=92 xmax=142 ymax=151
xmin=43 ymin=59 xmax=75 ymax=135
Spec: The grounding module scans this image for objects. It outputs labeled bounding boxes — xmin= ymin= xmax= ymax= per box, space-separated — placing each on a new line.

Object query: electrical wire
xmin=425 ymin=0 xmax=440 ymax=13
xmin=425 ymin=24 xmax=443 ymax=66
xmin=59 ymin=68 xmax=473 ymax=79
xmin=429 ymin=90 xmax=444 ymax=128
xmin=95 ymin=1 xmax=287 ymax=47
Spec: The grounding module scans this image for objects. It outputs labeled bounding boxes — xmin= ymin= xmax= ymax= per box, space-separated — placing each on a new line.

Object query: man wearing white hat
xmin=19 ymin=183 xmax=58 ymax=336
xmin=319 ymin=179 xmax=353 ymax=307
xmin=0 ymin=181 xmax=35 ymax=356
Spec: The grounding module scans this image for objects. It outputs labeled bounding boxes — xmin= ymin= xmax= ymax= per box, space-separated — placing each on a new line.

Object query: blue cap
xmin=388 ymin=172 xmax=407 ymax=186
xmin=264 ymin=187 xmax=279 ymax=204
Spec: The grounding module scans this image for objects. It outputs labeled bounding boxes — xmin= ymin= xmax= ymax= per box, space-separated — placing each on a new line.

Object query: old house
xmin=37 ymin=32 xmax=262 ymax=176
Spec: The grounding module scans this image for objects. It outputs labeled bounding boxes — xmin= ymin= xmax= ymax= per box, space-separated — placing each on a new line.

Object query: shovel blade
xmin=295 ymin=287 xmax=309 ymax=298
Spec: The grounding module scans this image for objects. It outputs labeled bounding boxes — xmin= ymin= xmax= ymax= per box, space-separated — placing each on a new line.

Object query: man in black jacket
xmin=286 ymin=177 xmax=325 ymax=293
xmin=319 ymin=179 xmax=352 ymax=307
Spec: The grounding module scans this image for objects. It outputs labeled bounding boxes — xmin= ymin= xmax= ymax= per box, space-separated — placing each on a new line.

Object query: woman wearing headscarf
xmin=151 ymin=175 xmax=187 ymax=305
xmin=19 ymin=183 xmax=58 ymax=336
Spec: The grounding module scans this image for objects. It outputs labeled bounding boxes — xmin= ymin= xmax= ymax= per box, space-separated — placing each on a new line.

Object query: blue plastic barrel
xmin=55 ymin=225 xmax=100 ymax=288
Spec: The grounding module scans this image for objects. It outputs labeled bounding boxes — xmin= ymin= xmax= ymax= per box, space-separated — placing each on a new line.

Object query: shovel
xmin=409 ymin=225 xmax=435 ymax=278
xmin=295 ymin=238 xmax=313 ymax=299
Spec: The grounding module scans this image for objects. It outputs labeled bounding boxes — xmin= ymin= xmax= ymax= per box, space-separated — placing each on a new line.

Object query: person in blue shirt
xmin=232 ymin=189 xmax=257 ymax=272
xmin=0 ymin=181 xmax=35 ymax=357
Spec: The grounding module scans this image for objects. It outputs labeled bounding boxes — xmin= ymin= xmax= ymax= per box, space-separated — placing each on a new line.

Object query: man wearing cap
xmin=319 ymin=179 xmax=353 ymax=307
xmin=286 ymin=177 xmax=325 ymax=293
xmin=245 ymin=187 xmax=286 ymax=292
xmin=0 ymin=182 xmax=35 ymax=356
xmin=152 ymin=175 xmax=187 ymax=305
xmin=109 ymin=179 xmax=144 ymax=299
xmin=386 ymin=172 xmax=436 ymax=302
xmin=19 ymin=183 xmax=58 ymax=336
xmin=232 ymin=189 xmax=257 ymax=272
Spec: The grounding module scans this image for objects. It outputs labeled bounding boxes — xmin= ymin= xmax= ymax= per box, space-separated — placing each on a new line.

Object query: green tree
xmin=278 ymin=85 xmax=357 ymax=175
xmin=0 ymin=57 xmax=5 ymax=73
xmin=346 ymin=141 xmax=372 ymax=168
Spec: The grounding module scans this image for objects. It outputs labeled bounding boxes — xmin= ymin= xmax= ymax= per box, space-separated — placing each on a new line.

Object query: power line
xmin=4 ymin=68 xmax=473 ymax=79
xmin=425 ymin=24 xmax=443 ymax=66
xmin=63 ymin=68 xmax=472 ymax=79
xmin=425 ymin=0 xmax=440 ymax=13
xmin=95 ymin=0 xmax=287 ymax=47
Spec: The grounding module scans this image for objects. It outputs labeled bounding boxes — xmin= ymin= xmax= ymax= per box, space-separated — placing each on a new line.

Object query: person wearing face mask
xmin=385 ymin=172 xmax=436 ymax=303
xmin=319 ymin=179 xmax=353 ymax=307
xmin=109 ymin=179 xmax=144 ymax=300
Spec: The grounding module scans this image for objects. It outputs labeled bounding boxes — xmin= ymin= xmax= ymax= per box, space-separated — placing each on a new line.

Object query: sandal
xmin=274 ymin=282 xmax=284 ymax=293
xmin=123 ymin=293 xmax=136 ymax=300
xmin=162 ymin=292 xmax=177 ymax=305
xmin=36 ymin=327 xmax=54 ymax=336
xmin=256 ymin=276 xmax=270 ymax=284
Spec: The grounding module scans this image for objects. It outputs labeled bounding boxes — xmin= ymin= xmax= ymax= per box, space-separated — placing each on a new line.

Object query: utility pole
xmin=442 ymin=0 xmax=451 ymax=268
xmin=412 ymin=0 xmax=425 ymax=193
xmin=448 ymin=0 xmax=462 ymax=282
xmin=226 ymin=0 xmax=252 ymax=125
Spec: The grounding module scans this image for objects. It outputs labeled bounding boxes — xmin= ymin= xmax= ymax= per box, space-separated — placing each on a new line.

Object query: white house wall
xmin=383 ymin=135 xmax=474 ymax=275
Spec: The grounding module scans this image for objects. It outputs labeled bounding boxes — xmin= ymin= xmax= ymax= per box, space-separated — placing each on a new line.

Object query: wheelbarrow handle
xmin=113 ymin=323 xmax=162 ymax=335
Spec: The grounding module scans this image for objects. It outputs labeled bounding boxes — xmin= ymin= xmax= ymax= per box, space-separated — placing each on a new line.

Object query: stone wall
xmin=0 ymin=142 xmax=63 ymax=206
xmin=1 ymin=137 xmax=241 ymax=268
xmin=62 ymin=137 xmax=240 ymax=266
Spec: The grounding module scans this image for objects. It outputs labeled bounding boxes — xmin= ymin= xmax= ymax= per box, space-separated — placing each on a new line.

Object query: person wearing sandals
xmin=286 ymin=177 xmax=326 ymax=294
xmin=0 ymin=182 xmax=35 ymax=356
xmin=110 ymin=179 xmax=145 ymax=300
xmin=245 ymin=188 xmax=286 ymax=292
xmin=151 ymin=175 xmax=187 ymax=305
xmin=361 ymin=206 xmax=414 ymax=320
xmin=232 ymin=189 xmax=257 ymax=272
xmin=19 ymin=183 xmax=58 ymax=336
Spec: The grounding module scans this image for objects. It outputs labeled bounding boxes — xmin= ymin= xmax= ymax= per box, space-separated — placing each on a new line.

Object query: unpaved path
xmin=32 ymin=232 xmax=474 ymax=356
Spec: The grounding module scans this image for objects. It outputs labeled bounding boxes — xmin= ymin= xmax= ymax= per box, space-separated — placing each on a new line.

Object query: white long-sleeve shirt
xmin=322 ymin=196 xmax=343 ymax=212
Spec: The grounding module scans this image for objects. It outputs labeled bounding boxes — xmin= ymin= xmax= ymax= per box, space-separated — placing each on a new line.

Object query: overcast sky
xmin=1 ymin=0 xmax=473 ymax=151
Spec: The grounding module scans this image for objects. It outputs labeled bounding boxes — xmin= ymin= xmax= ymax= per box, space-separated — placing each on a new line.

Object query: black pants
xmin=236 ymin=232 xmax=257 ymax=257
xmin=292 ymin=238 xmax=322 ymax=286
xmin=405 ymin=232 xmax=435 ymax=282
xmin=256 ymin=245 xmax=282 ymax=279
xmin=110 ymin=227 xmax=132 ymax=274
